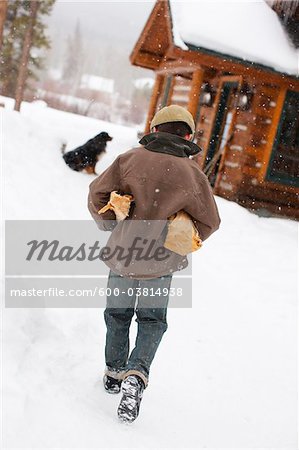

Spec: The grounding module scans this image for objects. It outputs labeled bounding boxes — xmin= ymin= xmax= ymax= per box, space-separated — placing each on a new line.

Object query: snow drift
xmin=2 ymin=98 xmax=297 ymax=448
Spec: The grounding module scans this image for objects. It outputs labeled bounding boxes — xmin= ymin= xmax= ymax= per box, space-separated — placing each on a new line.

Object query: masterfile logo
xmin=5 ymin=220 xmax=192 ymax=308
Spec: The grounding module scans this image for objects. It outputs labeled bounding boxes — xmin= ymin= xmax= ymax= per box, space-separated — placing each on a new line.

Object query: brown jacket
xmin=88 ymin=132 xmax=221 ymax=279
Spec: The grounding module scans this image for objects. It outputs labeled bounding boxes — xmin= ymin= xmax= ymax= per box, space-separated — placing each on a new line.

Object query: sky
xmin=48 ymin=1 xmax=156 ymax=49
xmin=44 ymin=1 xmax=157 ymax=94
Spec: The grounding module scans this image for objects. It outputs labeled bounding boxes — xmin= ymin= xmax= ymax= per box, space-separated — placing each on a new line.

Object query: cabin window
xmin=199 ymin=83 xmax=215 ymax=107
xmin=266 ymin=90 xmax=299 ymax=187
xmin=237 ymin=83 xmax=254 ymax=111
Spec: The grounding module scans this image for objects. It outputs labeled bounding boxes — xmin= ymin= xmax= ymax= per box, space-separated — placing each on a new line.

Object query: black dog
xmin=62 ymin=132 xmax=113 ymax=174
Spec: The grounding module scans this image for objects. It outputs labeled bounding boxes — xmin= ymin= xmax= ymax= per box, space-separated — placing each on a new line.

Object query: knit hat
xmin=150 ymin=105 xmax=196 ymax=137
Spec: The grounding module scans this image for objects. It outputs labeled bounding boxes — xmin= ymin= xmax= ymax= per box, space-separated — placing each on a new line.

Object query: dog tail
xmin=60 ymin=142 xmax=67 ymax=155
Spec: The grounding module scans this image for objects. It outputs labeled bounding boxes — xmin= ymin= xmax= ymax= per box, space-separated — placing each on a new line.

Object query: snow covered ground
xmin=1 ymin=98 xmax=298 ymax=448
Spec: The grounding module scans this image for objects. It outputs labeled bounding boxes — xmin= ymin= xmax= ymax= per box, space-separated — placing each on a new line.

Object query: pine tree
xmin=62 ymin=20 xmax=84 ymax=90
xmin=0 ymin=0 xmax=21 ymax=96
xmin=0 ymin=0 xmax=8 ymax=49
xmin=0 ymin=0 xmax=55 ymax=99
xmin=14 ymin=0 xmax=39 ymax=111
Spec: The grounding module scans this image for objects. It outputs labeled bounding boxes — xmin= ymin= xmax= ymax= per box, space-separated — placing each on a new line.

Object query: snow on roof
xmin=80 ymin=74 xmax=114 ymax=94
xmin=169 ymin=0 xmax=299 ymax=76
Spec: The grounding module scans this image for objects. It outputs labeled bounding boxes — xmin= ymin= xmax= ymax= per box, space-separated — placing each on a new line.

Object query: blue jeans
xmin=104 ymin=270 xmax=172 ymax=387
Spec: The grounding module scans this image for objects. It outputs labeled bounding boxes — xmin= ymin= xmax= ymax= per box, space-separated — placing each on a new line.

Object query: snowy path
xmin=2 ymin=100 xmax=297 ymax=448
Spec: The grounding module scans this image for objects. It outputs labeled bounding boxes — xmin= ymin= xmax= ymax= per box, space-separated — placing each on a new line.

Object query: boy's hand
xmin=98 ymin=191 xmax=134 ymax=222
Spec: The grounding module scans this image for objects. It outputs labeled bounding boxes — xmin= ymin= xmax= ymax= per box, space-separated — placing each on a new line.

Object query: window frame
xmin=266 ymin=90 xmax=299 ymax=188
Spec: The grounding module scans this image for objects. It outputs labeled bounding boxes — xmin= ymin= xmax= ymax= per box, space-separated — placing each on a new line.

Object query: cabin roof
xmin=170 ymin=0 xmax=298 ymax=77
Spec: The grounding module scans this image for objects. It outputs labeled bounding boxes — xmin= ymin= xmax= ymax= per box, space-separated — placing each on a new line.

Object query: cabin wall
xmin=215 ymin=82 xmax=282 ymax=197
xmin=145 ymin=66 xmax=299 ymax=219
xmin=235 ymin=84 xmax=299 ymax=218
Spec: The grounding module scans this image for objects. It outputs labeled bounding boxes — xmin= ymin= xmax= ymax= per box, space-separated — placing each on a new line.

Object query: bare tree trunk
xmin=0 ymin=0 xmax=8 ymax=50
xmin=14 ymin=0 xmax=39 ymax=112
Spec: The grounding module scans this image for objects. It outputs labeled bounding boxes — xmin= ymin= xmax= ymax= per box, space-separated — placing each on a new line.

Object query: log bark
xmin=144 ymin=74 xmax=164 ymax=133
xmin=187 ymin=69 xmax=204 ymax=119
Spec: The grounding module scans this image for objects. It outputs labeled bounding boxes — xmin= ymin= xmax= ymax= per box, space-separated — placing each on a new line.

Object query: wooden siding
xmin=131 ymin=0 xmax=299 ymax=219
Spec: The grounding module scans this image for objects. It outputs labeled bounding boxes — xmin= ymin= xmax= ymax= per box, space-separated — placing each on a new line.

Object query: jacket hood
xmin=139 ymin=132 xmax=201 ymax=158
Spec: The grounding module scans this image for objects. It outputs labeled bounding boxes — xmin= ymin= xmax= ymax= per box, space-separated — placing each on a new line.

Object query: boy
xmin=88 ymin=105 xmax=221 ymax=423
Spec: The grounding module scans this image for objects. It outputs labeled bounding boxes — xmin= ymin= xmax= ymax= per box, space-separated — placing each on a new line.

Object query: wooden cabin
xmin=130 ymin=0 xmax=299 ymax=220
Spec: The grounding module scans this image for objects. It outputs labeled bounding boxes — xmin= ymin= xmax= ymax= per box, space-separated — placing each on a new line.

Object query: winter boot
xmin=117 ymin=375 xmax=145 ymax=423
xmin=103 ymin=374 xmax=122 ymax=394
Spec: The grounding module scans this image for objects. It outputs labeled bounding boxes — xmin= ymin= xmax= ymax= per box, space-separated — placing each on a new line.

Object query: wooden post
xmin=188 ymin=68 xmax=204 ymax=119
xmin=144 ymin=73 xmax=164 ymax=133
xmin=0 ymin=0 xmax=8 ymax=50
xmin=14 ymin=0 xmax=39 ymax=112
xmin=166 ymin=76 xmax=175 ymax=106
